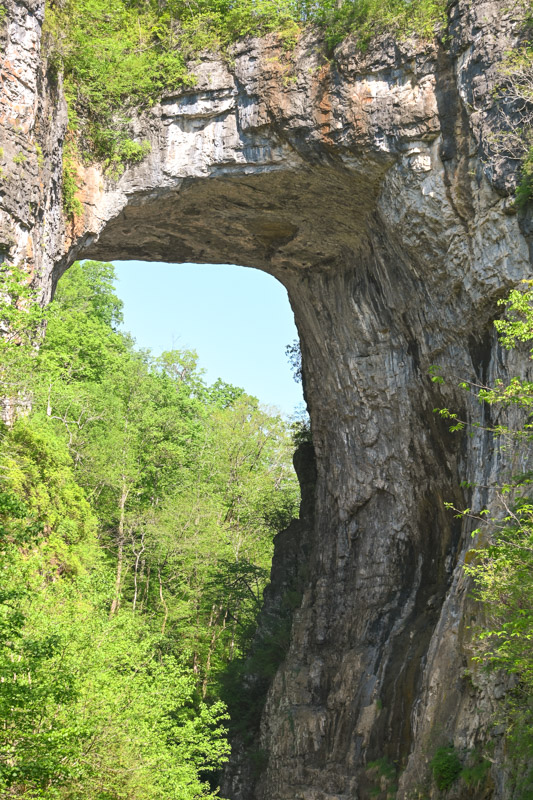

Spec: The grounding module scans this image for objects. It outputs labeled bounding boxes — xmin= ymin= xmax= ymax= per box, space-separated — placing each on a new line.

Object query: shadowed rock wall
xmin=1 ymin=0 xmax=532 ymax=797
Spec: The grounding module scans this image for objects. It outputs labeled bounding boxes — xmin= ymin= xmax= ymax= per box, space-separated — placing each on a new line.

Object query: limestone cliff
xmin=1 ymin=1 xmax=532 ymax=798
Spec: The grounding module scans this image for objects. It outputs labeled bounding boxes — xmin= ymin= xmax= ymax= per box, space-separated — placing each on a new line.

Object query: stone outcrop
xmin=1 ymin=0 xmax=532 ymax=797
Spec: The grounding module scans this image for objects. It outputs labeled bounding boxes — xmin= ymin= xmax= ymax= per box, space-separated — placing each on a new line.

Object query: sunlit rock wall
xmin=1 ymin=0 xmax=532 ymax=797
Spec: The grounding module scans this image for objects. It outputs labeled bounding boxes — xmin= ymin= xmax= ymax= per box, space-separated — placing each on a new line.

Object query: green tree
xmin=0 ymin=259 xmax=301 ymax=798
xmin=489 ymin=43 xmax=533 ymax=207
xmin=0 ymin=265 xmax=44 ymax=413
xmin=0 ymin=367 xmax=230 ymax=800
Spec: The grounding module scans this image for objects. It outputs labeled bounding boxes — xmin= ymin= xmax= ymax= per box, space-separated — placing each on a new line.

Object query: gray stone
xmin=1 ymin=0 xmax=531 ymax=797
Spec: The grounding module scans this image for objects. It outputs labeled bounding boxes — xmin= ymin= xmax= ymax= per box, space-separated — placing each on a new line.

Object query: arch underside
xmin=81 ymin=162 xmax=388 ymax=274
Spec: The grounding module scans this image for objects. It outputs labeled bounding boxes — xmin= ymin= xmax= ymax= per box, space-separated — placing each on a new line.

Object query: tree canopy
xmin=0 ymin=260 xmax=300 ymax=799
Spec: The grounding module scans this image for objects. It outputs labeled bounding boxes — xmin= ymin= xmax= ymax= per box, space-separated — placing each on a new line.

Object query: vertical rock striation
xmin=1 ymin=0 xmax=531 ymax=797
xmin=0 ymin=0 xmax=66 ymax=297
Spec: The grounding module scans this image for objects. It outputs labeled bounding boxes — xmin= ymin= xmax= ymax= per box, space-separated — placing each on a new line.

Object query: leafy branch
xmin=433 ymin=283 xmax=533 ymax=785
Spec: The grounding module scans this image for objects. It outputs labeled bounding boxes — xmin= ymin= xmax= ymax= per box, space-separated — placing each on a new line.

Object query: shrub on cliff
xmin=490 ymin=44 xmax=533 ymax=207
xmin=42 ymin=0 xmax=447 ymax=168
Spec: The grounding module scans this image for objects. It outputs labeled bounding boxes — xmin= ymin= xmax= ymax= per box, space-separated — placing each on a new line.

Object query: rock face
xmin=0 ymin=0 xmax=66 ymax=289
xmin=1 ymin=1 xmax=532 ymax=797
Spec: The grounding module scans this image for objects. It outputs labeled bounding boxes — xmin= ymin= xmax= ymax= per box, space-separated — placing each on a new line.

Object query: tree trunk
xmin=158 ymin=564 xmax=169 ymax=635
xmin=132 ymin=529 xmax=145 ymax=613
xmin=109 ymin=478 xmax=128 ymax=617
xmin=140 ymin=562 xmax=150 ymax=613
xmin=202 ymin=605 xmax=227 ymax=698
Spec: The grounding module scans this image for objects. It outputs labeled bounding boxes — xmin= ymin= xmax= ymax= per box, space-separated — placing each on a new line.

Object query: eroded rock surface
xmin=1 ymin=0 xmax=532 ymax=797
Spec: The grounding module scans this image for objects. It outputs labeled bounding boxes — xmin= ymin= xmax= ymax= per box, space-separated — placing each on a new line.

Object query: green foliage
xmin=0 ymin=261 xmax=301 ymax=798
xmin=0 ymin=265 xmax=44 ymax=405
xmin=437 ymin=284 xmax=533 ymax=792
xmin=35 ymin=142 xmax=44 ymax=169
xmin=309 ymin=0 xmax=446 ymax=50
xmin=517 ymin=145 xmax=533 ymax=207
xmin=44 ymin=0 xmax=191 ymax=167
xmin=0 ymin=3 xmax=7 ymax=55
xmin=286 ymin=338 xmax=302 ymax=384
xmin=429 ymin=364 xmax=445 ymax=385
xmin=430 ymin=746 xmax=462 ymax=791
xmin=0 ymin=266 xmax=43 ymax=345
xmin=101 ymin=136 xmax=151 ymax=178
xmin=367 ymin=758 xmax=397 ymax=782
xmin=365 ymin=758 xmax=399 ymax=800
xmin=285 ymin=343 xmax=312 ymax=444
xmin=218 ymin=566 xmax=309 ymax=754
xmin=2 ymin=418 xmax=98 ymax=554
xmin=54 ymin=260 xmax=124 ymax=328
xmin=495 ymin=285 xmax=533 ymax=351
xmin=428 ymin=746 xmax=490 ymax=794
xmin=246 ymin=616 xmax=292 ymax=680
xmin=0 ymin=553 xmax=230 ymax=798
xmin=218 ymin=615 xmax=291 ymax=744
xmin=491 ymin=43 xmax=533 ymax=208
xmin=460 ymin=755 xmax=491 ymax=789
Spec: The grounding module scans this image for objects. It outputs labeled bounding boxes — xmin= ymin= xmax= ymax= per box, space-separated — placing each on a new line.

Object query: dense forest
xmin=0 ymin=261 xmax=301 ymax=799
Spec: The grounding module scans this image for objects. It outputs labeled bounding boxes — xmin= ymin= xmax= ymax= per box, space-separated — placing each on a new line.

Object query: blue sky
xmin=112 ymin=261 xmax=304 ymax=416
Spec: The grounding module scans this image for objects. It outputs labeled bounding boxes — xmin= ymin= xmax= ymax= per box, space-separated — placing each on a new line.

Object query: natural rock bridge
xmin=1 ymin=0 xmax=531 ymax=797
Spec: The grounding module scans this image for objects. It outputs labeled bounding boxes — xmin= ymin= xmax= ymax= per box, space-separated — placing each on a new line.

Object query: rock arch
xmin=1 ymin=0 xmax=532 ymax=797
